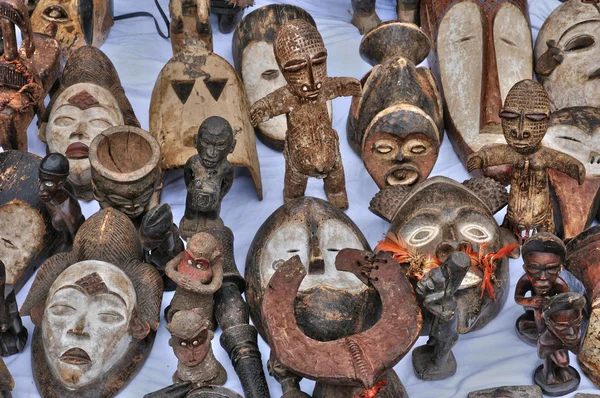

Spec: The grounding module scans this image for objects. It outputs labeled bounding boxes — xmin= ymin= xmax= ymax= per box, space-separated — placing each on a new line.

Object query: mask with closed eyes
xmin=420 ymin=0 xmax=533 ymax=181
xmin=535 ymin=0 xmax=600 ymax=111
xmin=370 ymin=176 xmax=518 ymax=334
xmin=245 ymin=197 xmax=380 ymax=343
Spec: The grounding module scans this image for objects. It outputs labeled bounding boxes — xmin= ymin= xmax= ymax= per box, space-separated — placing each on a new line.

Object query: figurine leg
xmin=515 ymin=311 xmax=538 ymax=346
xmin=324 ymin=158 xmax=348 ymax=210
xmin=397 ymin=0 xmax=420 ymax=25
xmin=534 ymin=363 xmax=580 ymax=396
xmin=217 ymin=9 xmax=244 ymax=34
xmin=268 ymin=354 xmax=311 ymax=398
xmin=284 ymin=165 xmax=308 ymax=204
xmin=180 ymin=210 xmax=223 ymax=240
xmin=351 ymin=0 xmax=381 ymax=34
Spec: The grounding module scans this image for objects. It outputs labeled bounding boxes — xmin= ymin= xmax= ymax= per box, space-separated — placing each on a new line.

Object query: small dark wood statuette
xmin=514 ymin=233 xmax=569 ymax=345
xmin=468 ymin=80 xmax=585 ymax=238
xmin=180 ymin=117 xmax=235 ymax=240
xmin=250 ymin=20 xmax=362 ymax=209
xmin=351 ymin=0 xmax=420 ymax=34
xmin=534 ymin=292 xmax=585 ymax=396
xmin=412 ymin=252 xmax=471 ymax=380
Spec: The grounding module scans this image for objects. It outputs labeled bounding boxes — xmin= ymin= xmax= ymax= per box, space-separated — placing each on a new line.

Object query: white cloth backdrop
xmin=10 ymin=0 xmax=596 ymax=396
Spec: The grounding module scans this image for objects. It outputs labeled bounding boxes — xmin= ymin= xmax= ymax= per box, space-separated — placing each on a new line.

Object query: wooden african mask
xmin=420 ymin=0 xmax=533 ymax=179
xmin=351 ymin=0 xmax=420 ymax=34
xmin=543 ymin=107 xmax=600 ymax=239
xmin=89 ymin=126 xmax=162 ymax=220
xmin=0 ymin=0 xmax=60 ymax=152
xmin=150 ymin=41 xmax=263 ymax=200
xmin=565 ymin=226 xmax=600 ymax=389
xmin=468 ymin=386 xmax=543 ymax=398
xmin=233 ymin=4 xmax=332 ymax=151
xmin=262 ymin=249 xmax=421 ymax=397
xmin=39 ymin=45 xmax=140 ymax=201
xmin=31 ymin=0 xmax=114 ymax=59
xmin=535 ymin=0 xmax=600 ymax=111
xmin=370 ymin=176 xmax=519 ymax=334
xmin=348 ymin=22 xmax=443 ymax=189
xmin=0 ymin=151 xmax=66 ymax=293
xmin=246 ymin=197 xmax=378 ymax=344
xmin=20 ymin=208 xmax=163 ymax=398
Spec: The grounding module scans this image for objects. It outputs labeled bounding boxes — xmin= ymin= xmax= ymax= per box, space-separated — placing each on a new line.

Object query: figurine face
xmin=500 ymin=80 xmax=550 ymax=155
xmin=42 ymin=260 xmax=136 ymax=388
xmin=523 ymin=252 xmax=562 ymax=296
xmin=47 ymin=83 xmax=124 ymax=191
xmin=420 ymin=0 xmax=532 ymax=162
xmin=196 ymin=124 xmax=235 ymax=169
xmin=535 ymin=1 xmax=600 ymax=110
xmin=547 ymin=308 xmax=583 ymax=346
xmin=170 ymin=328 xmax=211 ymax=367
xmin=178 ymin=250 xmax=214 ymax=284
xmin=31 ymin=0 xmax=113 ymax=58
xmin=38 ymin=176 xmax=65 ymax=203
xmin=274 ymin=20 xmax=328 ymax=100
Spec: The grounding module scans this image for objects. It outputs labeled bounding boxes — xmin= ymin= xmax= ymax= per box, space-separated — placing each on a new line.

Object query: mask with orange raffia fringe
xmin=375 ymin=233 xmax=518 ymax=300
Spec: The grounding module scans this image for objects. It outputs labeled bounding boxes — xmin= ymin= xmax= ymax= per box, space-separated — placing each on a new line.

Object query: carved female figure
xmin=468 ymin=79 xmax=585 ymax=237
xmin=250 ymin=20 xmax=362 ymax=209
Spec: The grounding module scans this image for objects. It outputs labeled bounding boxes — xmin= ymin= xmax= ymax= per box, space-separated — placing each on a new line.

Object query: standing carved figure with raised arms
xmin=250 ymin=20 xmax=362 ymax=209
xmin=468 ymin=80 xmax=585 ymax=238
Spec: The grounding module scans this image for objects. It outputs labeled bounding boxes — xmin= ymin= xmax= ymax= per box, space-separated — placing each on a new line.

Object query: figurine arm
xmin=467 ymin=145 xmax=517 ymax=172
xmin=220 ymin=164 xmax=234 ymax=199
xmin=215 ymin=282 xmax=270 ymax=398
xmin=322 ymin=77 xmax=362 ymax=101
xmin=183 ymin=158 xmax=195 ymax=187
xmin=250 ymin=86 xmax=298 ymax=127
xmin=514 ymin=276 xmax=542 ymax=307
xmin=543 ymin=148 xmax=586 ymax=185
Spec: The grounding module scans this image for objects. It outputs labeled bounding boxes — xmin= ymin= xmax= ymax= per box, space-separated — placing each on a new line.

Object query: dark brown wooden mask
xmin=370 ymin=176 xmax=518 ymax=334
xmin=245 ymin=197 xmax=379 ymax=343
xmin=420 ymin=0 xmax=533 ymax=175
xmin=31 ymin=0 xmax=114 ymax=59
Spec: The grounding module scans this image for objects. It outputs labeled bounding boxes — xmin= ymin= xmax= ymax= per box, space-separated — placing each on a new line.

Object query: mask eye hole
xmin=261 ymin=69 xmax=279 ymax=81
xmin=460 ymin=225 xmax=490 ymax=243
xmin=525 ymin=113 xmax=548 ymax=122
xmin=408 ymin=226 xmax=438 ymax=246
xmin=43 ymin=5 xmax=69 ymax=21
xmin=564 ymin=35 xmax=595 ymax=52
xmin=499 ymin=110 xmax=520 ymax=120
xmin=373 ymin=139 xmax=395 ymax=154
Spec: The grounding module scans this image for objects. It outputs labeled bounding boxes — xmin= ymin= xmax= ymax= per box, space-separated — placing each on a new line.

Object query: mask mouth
xmin=60 ymin=348 xmax=92 ymax=365
xmin=385 ymin=165 xmax=420 ymax=186
xmin=65 ymin=142 xmax=90 ymax=159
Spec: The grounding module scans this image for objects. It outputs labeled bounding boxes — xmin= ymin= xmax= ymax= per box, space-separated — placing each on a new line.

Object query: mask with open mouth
xmin=535 ymin=0 xmax=600 ymax=111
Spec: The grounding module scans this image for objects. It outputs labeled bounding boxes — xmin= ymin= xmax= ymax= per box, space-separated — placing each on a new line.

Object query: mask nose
xmin=435 ymin=240 xmax=460 ymax=263
xmin=69 ymin=123 xmax=89 ymax=140
xmin=308 ymin=231 xmax=324 ymax=275
xmin=590 ymin=151 xmax=600 ymax=165
xmin=67 ymin=315 xmax=90 ymax=338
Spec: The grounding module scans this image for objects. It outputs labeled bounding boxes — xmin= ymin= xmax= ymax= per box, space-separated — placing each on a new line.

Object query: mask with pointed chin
xmin=420 ymin=0 xmax=533 ymax=177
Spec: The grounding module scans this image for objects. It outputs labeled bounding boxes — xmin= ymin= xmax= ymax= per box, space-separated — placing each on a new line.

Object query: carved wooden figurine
xmin=38 ymin=153 xmax=85 ymax=252
xmin=467 ymin=79 xmax=585 ymax=237
xmin=167 ymin=309 xmax=226 ymax=386
xmin=0 ymin=260 xmax=27 ymax=356
xmin=170 ymin=0 xmax=212 ymax=54
xmin=412 ymin=252 xmax=470 ymax=380
xmin=167 ymin=226 xmax=270 ymax=398
xmin=179 ymin=117 xmax=234 ymax=239
xmin=0 ymin=151 xmax=64 ymax=293
xmin=89 ymin=126 xmax=162 ymax=220
xmin=468 ymin=386 xmax=543 ymax=398
xmin=39 ymin=45 xmax=140 ymax=200
xmin=371 ymin=176 xmax=519 ymax=334
xmin=246 ymin=197 xmax=379 ymax=396
xmin=20 ymin=208 xmax=163 ymax=398
xmin=150 ymin=38 xmax=262 ymax=200
xmin=0 ymin=357 xmax=13 ymax=398
xmin=0 ymin=0 xmax=60 ymax=151
xmin=233 ymin=4 xmax=332 ymax=151
xmin=514 ymin=233 xmax=569 ymax=345
xmin=31 ymin=0 xmax=114 ymax=59
xmin=420 ymin=0 xmax=533 ymax=181
xmin=565 ymin=225 xmax=600 ymax=389
xmin=140 ymin=203 xmax=185 ymax=291
xmin=348 ymin=21 xmax=443 ymax=189
xmin=534 ymin=292 xmax=585 ymax=396
xmin=535 ymin=0 xmax=600 ymax=111
xmin=250 ymin=20 xmax=362 ymax=209
xmin=263 ymin=249 xmax=421 ymax=397
xmin=351 ymin=0 xmax=420 ymax=34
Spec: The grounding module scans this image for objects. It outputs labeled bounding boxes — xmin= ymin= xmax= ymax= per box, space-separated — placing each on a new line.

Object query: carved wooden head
xmin=535 ymin=0 xmax=600 ymax=110
xmin=274 ymin=20 xmax=327 ymax=100
xmin=195 ymin=116 xmax=236 ymax=169
xmin=522 ymin=233 xmax=566 ymax=296
xmin=167 ymin=309 xmax=212 ymax=368
xmin=543 ymin=292 xmax=585 ymax=347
